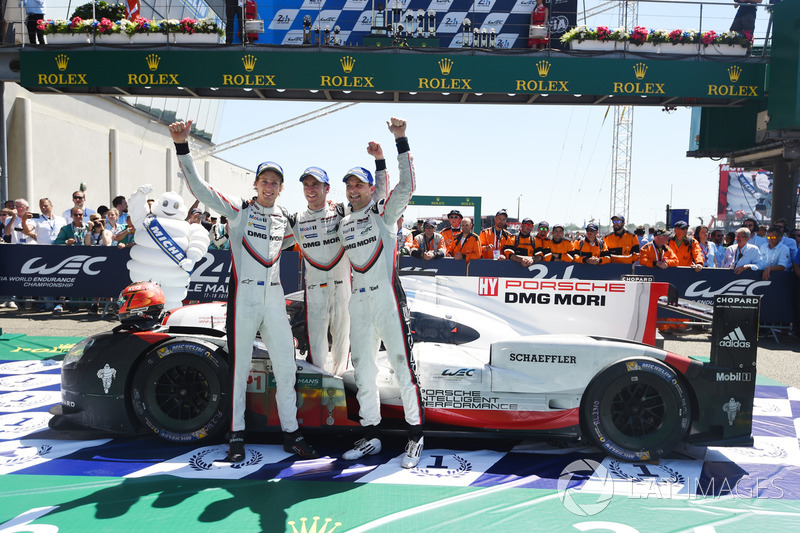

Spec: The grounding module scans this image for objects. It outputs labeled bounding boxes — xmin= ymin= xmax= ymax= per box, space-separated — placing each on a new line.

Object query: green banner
xmin=19 ymin=49 xmax=766 ymax=102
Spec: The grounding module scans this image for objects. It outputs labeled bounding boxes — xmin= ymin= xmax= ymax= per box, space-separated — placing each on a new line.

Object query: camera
xmin=93 ymin=221 xmax=103 ymax=229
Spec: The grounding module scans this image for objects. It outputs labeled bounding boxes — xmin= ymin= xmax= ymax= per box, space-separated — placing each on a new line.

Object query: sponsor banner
xmin=399 ymin=256 xmax=468 ymax=276
xmin=0 ymin=246 xmax=302 ymax=300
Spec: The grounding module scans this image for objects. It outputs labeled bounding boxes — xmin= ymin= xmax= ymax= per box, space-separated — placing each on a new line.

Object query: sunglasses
xmin=448 ymin=215 xmax=461 ymax=219
xmin=538 ymin=226 xmax=549 ymax=231
xmin=73 ymin=196 xmax=84 ymax=200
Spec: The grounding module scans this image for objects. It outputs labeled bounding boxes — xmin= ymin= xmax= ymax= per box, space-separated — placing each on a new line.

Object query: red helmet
xmin=117 ymin=281 xmax=165 ymax=325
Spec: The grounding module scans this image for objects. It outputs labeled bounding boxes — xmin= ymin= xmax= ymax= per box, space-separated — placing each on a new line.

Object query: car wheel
xmin=131 ymin=340 xmax=229 ymax=443
xmin=581 ymin=357 xmax=691 ymax=461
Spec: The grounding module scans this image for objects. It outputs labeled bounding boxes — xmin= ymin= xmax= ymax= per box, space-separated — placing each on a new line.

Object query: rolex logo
xmin=633 ymin=62 xmax=648 ymax=80
xmin=145 ymin=54 xmax=161 ymax=71
xmin=242 ymin=54 xmax=257 ymax=72
xmin=728 ymin=65 xmax=741 ymax=83
xmin=340 ymin=56 xmax=355 ymax=73
xmin=55 ymin=54 xmax=69 ymax=71
xmin=438 ymin=58 xmax=453 ymax=76
xmin=288 ymin=517 xmax=342 ymax=533
xmin=536 ymin=60 xmax=551 ymax=78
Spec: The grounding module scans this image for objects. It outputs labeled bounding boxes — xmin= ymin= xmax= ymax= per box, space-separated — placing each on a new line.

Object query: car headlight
xmin=62 ymin=337 xmax=95 ymax=368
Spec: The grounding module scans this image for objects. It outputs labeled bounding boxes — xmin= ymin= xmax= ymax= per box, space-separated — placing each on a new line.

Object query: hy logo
xmin=438 ymin=58 xmax=453 ymax=75
xmin=536 ymin=60 xmax=551 ymax=77
xmin=242 ymin=54 xmax=257 ymax=72
xmin=55 ymin=54 xmax=69 ymax=71
xmin=728 ymin=65 xmax=741 ymax=83
xmin=145 ymin=53 xmax=160 ymax=71
xmin=288 ymin=517 xmax=342 ymax=533
xmin=719 ymin=327 xmax=750 ymax=348
xmin=633 ymin=62 xmax=648 ymax=80
xmin=340 ymin=55 xmax=355 ymax=73
xmin=21 ymin=255 xmax=106 ymax=276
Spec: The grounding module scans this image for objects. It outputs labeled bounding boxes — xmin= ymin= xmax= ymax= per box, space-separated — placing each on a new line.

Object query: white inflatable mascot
xmin=127 ymin=184 xmax=210 ymax=311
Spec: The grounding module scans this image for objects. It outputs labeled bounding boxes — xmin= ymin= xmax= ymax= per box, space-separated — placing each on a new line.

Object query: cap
xmin=190 ymin=208 xmax=202 ymax=215
xmin=673 ymin=220 xmax=688 ymax=229
xmin=653 ymin=228 xmax=668 ymax=236
xmin=447 ymin=209 xmax=462 ymax=218
xmin=552 ymin=223 xmax=565 ymax=230
xmin=611 ymin=214 xmax=625 ymax=223
xmin=521 ymin=218 xmax=534 ymax=225
xmin=495 ymin=209 xmax=508 ymax=217
xmin=255 ymin=161 xmax=284 ymax=180
xmin=299 ymin=166 xmax=329 ymax=185
xmin=423 ymin=219 xmax=437 ymax=229
xmin=343 ymin=167 xmax=374 ymax=185
xmin=586 ymin=223 xmax=599 ymax=232
xmin=538 ymin=220 xmax=549 ymax=228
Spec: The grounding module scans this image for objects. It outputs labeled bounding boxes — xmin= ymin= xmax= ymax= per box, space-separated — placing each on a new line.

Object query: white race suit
xmin=337 ymin=138 xmax=424 ymax=429
xmin=175 ymin=144 xmax=299 ymax=434
xmin=288 ymin=164 xmax=388 ymax=376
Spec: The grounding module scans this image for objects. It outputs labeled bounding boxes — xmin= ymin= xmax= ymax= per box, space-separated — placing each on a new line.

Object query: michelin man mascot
xmin=127 ymin=184 xmax=209 ymax=311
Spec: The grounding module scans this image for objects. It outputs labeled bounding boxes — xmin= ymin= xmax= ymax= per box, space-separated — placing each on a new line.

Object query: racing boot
xmin=342 ymin=425 xmax=382 ymax=461
xmin=283 ymin=430 xmax=320 ymax=459
xmin=401 ymin=434 xmax=424 ymax=469
xmin=214 ymin=431 xmax=246 ymax=465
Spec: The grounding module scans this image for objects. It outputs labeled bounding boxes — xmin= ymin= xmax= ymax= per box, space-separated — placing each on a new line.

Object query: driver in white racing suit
xmin=168 ymin=120 xmax=318 ymax=462
xmin=337 ymin=118 xmax=425 ymax=469
xmin=288 ymin=147 xmax=388 ymax=376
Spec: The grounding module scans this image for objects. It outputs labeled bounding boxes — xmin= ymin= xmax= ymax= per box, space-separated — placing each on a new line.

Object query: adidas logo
xmin=718 ymin=327 xmax=751 ymax=348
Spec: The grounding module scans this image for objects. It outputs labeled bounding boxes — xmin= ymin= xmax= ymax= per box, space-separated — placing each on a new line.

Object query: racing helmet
xmin=117 ymin=281 xmax=165 ymax=327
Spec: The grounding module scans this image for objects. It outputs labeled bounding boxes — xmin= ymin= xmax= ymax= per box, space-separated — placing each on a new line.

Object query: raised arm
xmin=381 ymin=118 xmax=415 ymax=226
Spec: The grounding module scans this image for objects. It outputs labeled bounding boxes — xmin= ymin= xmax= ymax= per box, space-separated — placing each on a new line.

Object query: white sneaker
xmin=342 ymin=438 xmax=382 ymax=461
xmin=53 ymin=305 xmax=64 ymax=313
xmin=401 ymin=436 xmax=424 ymax=469
xmin=6 ymin=302 xmax=17 ymax=310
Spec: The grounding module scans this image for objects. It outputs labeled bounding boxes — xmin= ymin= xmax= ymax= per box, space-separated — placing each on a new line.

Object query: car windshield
xmin=409 ymin=312 xmax=480 ymax=345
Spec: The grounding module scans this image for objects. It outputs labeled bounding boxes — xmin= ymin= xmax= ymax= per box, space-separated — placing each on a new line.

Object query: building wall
xmin=3 ymin=83 xmax=254 ymax=217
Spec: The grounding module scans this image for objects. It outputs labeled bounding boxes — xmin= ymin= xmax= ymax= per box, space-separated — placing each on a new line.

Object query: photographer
xmin=84 ymin=214 xmax=113 ymax=246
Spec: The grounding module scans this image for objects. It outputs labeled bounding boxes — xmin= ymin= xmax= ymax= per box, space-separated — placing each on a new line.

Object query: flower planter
xmin=172 ymin=32 xmax=221 ymax=44
xmin=702 ymin=44 xmax=748 ymax=56
xmin=130 ymin=33 xmax=170 ymax=45
xmin=627 ymin=42 xmax=658 ymax=53
xmin=661 ymin=43 xmax=700 ymax=55
xmin=94 ymin=33 xmax=131 ymax=44
xmin=46 ymin=33 xmax=91 ymax=44
xmin=569 ymin=40 xmax=616 ymax=51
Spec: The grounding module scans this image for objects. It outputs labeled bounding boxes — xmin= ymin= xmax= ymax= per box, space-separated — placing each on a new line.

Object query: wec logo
xmin=21 ymin=255 xmax=106 ymax=276
xmin=685 ymin=279 xmax=770 ymax=298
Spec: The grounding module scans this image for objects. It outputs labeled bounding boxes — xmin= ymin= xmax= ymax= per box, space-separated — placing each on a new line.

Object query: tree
xmin=71 ymin=2 xmax=127 ymax=21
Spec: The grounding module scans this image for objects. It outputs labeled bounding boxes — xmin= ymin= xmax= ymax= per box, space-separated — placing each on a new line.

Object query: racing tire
xmin=131 ymin=340 xmax=229 ymax=443
xmin=580 ymin=357 xmax=691 ymax=461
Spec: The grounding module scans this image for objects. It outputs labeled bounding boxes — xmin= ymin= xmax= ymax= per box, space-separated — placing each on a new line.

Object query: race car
xmin=50 ymin=275 xmax=758 ymax=461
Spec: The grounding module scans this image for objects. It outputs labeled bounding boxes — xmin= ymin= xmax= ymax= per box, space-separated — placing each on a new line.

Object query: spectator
xmin=669 ymin=221 xmax=703 ymax=271
xmin=396 ymin=214 xmax=413 ymax=256
xmin=112 ymin=195 xmax=129 ymax=226
xmin=62 ymin=191 xmax=95 ymax=221
xmin=639 ymin=228 xmax=678 ymax=269
xmin=533 ymin=221 xmax=551 ymax=262
xmin=730 ymin=0 xmax=763 ymax=35
xmin=570 ymin=223 xmax=610 ymax=265
xmin=742 ymin=217 xmax=766 ymax=248
xmin=209 ymin=215 xmax=230 ymax=250
xmin=643 ymin=226 xmax=655 ymax=244
xmin=449 ymin=217 xmax=481 ymax=263
xmin=32 ymin=198 xmax=65 ymax=245
xmin=722 ymin=227 xmax=761 ymax=274
xmin=4 ymin=198 xmax=36 ymax=244
xmin=54 ymin=208 xmax=89 ymax=245
xmin=724 ymin=231 xmax=736 ymax=248
xmin=758 ymin=226 xmax=791 ymax=280
xmin=757 ymin=224 xmax=767 ymax=239
xmin=410 ymin=219 xmax=446 ymax=260
xmin=545 ymin=223 xmax=573 ymax=262
xmin=440 ymin=209 xmax=463 ymax=251
xmin=790 ymin=228 xmax=800 ymax=249
xmin=479 ymin=209 xmax=513 ymax=260
xmin=85 ymin=214 xmax=113 ymax=246
xmin=20 ymin=0 xmax=46 ymax=45
xmin=708 ymin=229 xmax=726 ymax=267
xmin=411 ymin=219 xmax=424 ymax=238
xmin=105 ymin=207 xmax=132 ymax=247
xmin=504 ymin=217 xmax=536 ymax=267
xmin=225 ymin=0 xmax=244 ymax=45
xmin=0 ymin=209 xmax=12 ymax=243
xmin=634 ymin=225 xmax=646 ymax=247
xmin=606 ymin=214 xmax=640 ymax=264
xmin=694 ymin=225 xmax=717 ymax=267
xmin=773 ymin=218 xmax=798 ymax=258
xmin=188 ymin=207 xmax=204 ymax=225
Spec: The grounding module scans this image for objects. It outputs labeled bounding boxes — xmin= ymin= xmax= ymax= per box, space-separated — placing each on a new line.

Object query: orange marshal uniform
xmin=605 ymin=231 xmax=641 ymax=263
xmin=410 ymin=232 xmax=447 ymax=257
xmin=570 ymin=237 xmax=611 ymax=264
xmin=639 ymin=242 xmax=679 ymax=267
xmin=449 ymin=232 xmax=481 ymax=263
xmin=534 ymin=235 xmax=552 ymax=261
xmin=503 ymin=233 xmax=536 ymax=259
xmin=440 ymin=226 xmax=462 ymax=251
xmin=479 ymin=227 xmax=513 ymax=259
xmin=668 ymin=237 xmax=704 ymax=266
xmin=545 ymin=239 xmax=574 ymax=262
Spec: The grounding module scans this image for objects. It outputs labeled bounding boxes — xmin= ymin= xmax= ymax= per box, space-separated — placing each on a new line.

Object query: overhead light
xmin=343 ymin=90 xmax=351 ymax=94
xmin=441 ymin=92 xmax=450 ymax=95
xmin=310 ymin=89 xmax=318 ymax=93
xmin=409 ymin=91 xmax=417 ymax=95
xmin=243 ymin=88 xmax=252 ymax=92
xmin=474 ymin=92 xmax=483 ymax=96
xmin=209 ymin=87 xmax=219 ymax=91
xmin=276 ymin=89 xmax=285 ymax=92
xmin=507 ymin=93 xmax=516 ymax=97
xmin=376 ymin=91 xmax=384 ymax=94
